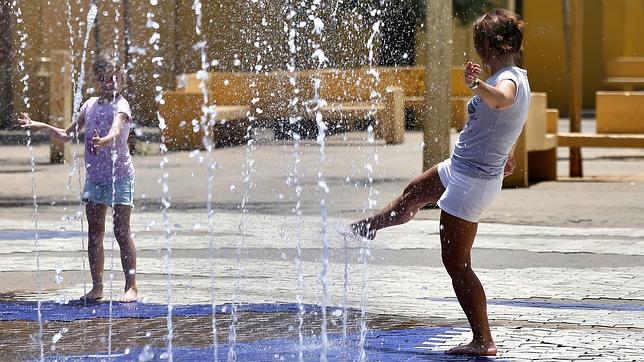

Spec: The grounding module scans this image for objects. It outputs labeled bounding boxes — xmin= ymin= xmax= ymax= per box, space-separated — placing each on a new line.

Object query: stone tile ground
xmin=1 ymin=211 xmax=643 ymax=360
xmin=1 ymin=129 xmax=644 ymax=360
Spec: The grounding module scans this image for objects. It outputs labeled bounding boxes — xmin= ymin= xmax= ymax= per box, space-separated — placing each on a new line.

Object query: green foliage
xmin=339 ymin=0 xmax=504 ymax=26
xmin=452 ymin=0 xmax=504 ymax=26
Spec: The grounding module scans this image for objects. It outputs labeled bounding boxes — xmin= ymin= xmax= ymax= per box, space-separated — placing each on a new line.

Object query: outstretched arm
xmin=92 ymin=112 xmax=129 ymax=149
xmin=18 ymin=113 xmax=84 ymax=142
xmin=465 ymin=61 xmax=517 ymax=110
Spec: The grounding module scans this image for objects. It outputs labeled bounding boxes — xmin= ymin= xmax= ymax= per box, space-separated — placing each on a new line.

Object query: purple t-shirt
xmin=81 ymin=95 xmax=134 ymax=182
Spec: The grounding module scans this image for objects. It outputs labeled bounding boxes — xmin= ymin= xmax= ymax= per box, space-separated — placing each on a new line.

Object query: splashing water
xmin=107 ymin=148 xmax=118 ymax=360
xmin=60 ymin=0 xmax=81 ymax=308
xmin=72 ymin=3 xmax=97 ymax=113
xmin=106 ymin=2 xmax=126 ymax=358
xmin=13 ymin=0 xmax=44 ymax=358
xmin=66 ymin=0 xmax=99 ymax=311
xmin=308 ymin=8 xmax=331 ymax=359
xmin=286 ymin=1 xmax=305 ymax=359
xmin=228 ymin=136 xmax=257 ymax=361
xmin=342 ymin=233 xmax=349 ymax=342
xmin=193 ymin=0 xmax=219 ymax=359
xmin=228 ymin=1 xmax=268 ymax=358
xmin=358 ymin=13 xmax=383 ymax=362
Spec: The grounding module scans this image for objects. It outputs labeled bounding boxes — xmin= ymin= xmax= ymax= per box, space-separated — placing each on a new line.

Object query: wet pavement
xmin=1 ymin=129 xmax=644 ymax=360
xmin=1 ymin=210 xmax=644 ymax=360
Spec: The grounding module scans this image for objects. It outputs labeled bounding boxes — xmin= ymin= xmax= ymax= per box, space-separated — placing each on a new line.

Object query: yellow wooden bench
xmin=161 ymin=72 xmax=255 ymax=150
xmin=253 ymin=66 xmax=469 ymax=143
xmin=267 ymin=67 xmax=397 ymax=142
xmin=503 ymin=93 xmax=559 ymax=188
xmin=596 ymin=91 xmax=644 ymax=134
xmin=167 ymin=66 xmax=471 ymax=146
xmin=557 ymin=133 xmax=644 ymax=148
xmin=604 ymin=57 xmax=644 ymax=91
xmin=309 ymin=66 xmax=471 ymax=144
xmin=557 ymin=91 xmax=644 ymax=149
xmin=159 ymin=91 xmax=251 ymax=150
xmin=315 ymin=67 xmax=384 ymax=121
xmin=403 ymin=66 xmax=470 ymax=130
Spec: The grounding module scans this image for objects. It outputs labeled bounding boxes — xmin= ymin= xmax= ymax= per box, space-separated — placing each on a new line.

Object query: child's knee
xmin=442 ymin=253 xmax=470 ymax=278
xmin=88 ymin=227 xmax=105 ymax=238
xmin=114 ymin=229 xmax=131 ymax=244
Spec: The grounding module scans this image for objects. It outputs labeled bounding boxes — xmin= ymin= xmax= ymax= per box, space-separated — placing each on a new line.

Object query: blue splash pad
xmin=0 ymin=229 xmax=84 ymax=240
xmin=0 ymin=301 xmax=330 ymax=322
xmin=4 ymin=295 xmax=641 ymax=323
xmin=43 ymin=328 xmax=502 ymax=361
xmin=424 ymin=297 xmax=644 ymax=312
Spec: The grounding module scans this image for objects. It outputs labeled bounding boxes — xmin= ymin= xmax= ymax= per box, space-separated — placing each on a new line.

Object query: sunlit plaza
xmin=1 ymin=0 xmax=643 ymax=361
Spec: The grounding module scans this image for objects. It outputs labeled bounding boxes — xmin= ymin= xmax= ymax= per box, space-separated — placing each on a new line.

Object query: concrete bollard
xmin=376 ymin=86 xmax=405 ymax=145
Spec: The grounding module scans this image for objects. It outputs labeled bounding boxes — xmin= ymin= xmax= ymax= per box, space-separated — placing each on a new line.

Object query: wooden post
xmin=622 ymin=0 xmax=642 ymax=57
xmin=48 ymin=50 xmax=72 ymax=164
xmin=0 ymin=1 xmax=13 ymax=130
xmin=422 ymin=0 xmax=452 ymax=171
xmin=506 ymin=0 xmax=517 ymax=13
xmin=564 ymin=0 xmax=583 ymax=177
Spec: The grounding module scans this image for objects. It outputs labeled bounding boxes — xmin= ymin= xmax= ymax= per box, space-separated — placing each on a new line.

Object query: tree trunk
xmin=563 ymin=0 xmax=583 ymax=177
xmin=422 ymin=0 xmax=452 ymax=171
xmin=0 ymin=2 xmax=13 ymax=129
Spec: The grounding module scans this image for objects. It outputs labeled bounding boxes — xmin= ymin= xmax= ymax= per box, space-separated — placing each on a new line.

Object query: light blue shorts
xmin=82 ymin=176 xmax=135 ymax=207
xmin=437 ymin=159 xmax=502 ymax=223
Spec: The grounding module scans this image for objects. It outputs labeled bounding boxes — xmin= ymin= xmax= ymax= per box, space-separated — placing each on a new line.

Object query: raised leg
xmin=351 ymin=163 xmax=445 ymax=239
xmin=113 ymin=204 xmax=138 ymax=302
xmin=440 ymin=211 xmax=497 ymax=356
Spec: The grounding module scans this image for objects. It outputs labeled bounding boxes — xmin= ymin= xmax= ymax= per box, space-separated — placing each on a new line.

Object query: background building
xmin=0 ymin=0 xmax=641 ymax=129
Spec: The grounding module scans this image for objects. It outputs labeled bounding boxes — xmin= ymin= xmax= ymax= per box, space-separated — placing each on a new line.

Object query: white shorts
xmin=437 ymin=159 xmax=502 ymax=223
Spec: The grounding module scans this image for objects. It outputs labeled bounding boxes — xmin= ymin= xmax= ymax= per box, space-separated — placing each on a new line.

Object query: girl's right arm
xmin=18 ymin=112 xmax=84 ymax=142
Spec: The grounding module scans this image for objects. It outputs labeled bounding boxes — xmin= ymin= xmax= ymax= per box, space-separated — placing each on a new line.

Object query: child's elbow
xmin=488 ymin=100 xmax=505 ymax=110
xmin=491 ymin=97 xmax=514 ymax=110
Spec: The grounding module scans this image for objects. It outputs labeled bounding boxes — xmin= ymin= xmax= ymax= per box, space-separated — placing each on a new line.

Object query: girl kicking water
xmin=19 ymin=55 xmax=138 ymax=303
xmin=351 ymin=9 xmax=530 ymax=356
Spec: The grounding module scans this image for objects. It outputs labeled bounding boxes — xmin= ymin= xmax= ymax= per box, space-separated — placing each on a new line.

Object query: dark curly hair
xmin=92 ymin=54 xmax=126 ymax=91
xmin=93 ymin=54 xmax=121 ymax=73
xmin=473 ymin=9 xmax=525 ymax=62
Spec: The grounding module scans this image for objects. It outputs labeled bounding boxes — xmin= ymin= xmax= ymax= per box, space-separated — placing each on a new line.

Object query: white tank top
xmin=451 ymin=66 xmax=531 ymax=179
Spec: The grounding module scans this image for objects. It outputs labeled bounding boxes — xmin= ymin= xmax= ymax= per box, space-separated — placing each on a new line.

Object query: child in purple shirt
xmin=19 ymin=55 xmax=138 ymax=303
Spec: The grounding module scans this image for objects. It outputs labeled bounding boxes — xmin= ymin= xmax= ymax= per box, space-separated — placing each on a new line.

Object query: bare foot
xmin=446 ymin=340 xmax=497 ymax=356
xmin=349 ymin=219 xmax=377 ymax=240
xmin=80 ymin=286 xmax=103 ymax=302
xmin=119 ymin=287 xmax=138 ymax=303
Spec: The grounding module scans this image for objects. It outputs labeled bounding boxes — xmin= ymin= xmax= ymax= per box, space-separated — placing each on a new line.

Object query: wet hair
xmin=473 ymin=9 xmax=525 ymax=62
xmin=92 ymin=54 xmax=126 ymax=91
xmin=92 ymin=54 xmax=123 ymax=77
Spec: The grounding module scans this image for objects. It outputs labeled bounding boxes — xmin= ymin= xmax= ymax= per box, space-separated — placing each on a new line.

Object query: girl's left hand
xmin=504 ymin=155 xmax=516 ymax=177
